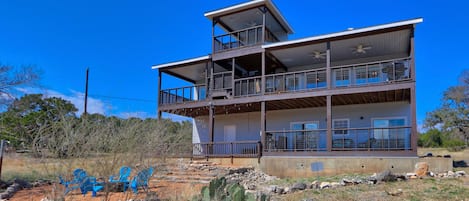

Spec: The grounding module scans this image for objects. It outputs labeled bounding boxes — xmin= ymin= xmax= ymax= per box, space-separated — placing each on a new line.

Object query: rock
xmin=342 ymin=178 xmax=354 ymax=185
xmin=302 ymin=199 xmax=314 ymax=201
xmin=385 ymin=189 xmax=403 ymax=196
xmin=443 ymin=155 xmax=451 ymax=158
xmin=448 ymin=171 xmax=455 ymax=177
xmin=410 ymin=175 xmax=417 ymax=179
xmin=414 ymin=162 xmax=429 ymax=177
xmin=319 ymin=182 xmax=330 ymax=189
xmin=330 ymin=182 xmax=341 ymax=188
xmin=284 ymin=187 xmax=290 ymax=194
xmin=275 ymin=187 xmax=284 ymax=194
xmin=455 ymin=170 xmax=466 ymax=176
xmin=406 ymin=173 xmax=417 ymax=177
xmin=269 ymin=185 xmax=277 ymax=192
xmin=376 ymin=170 xmax=397 ymax=182
xmin=291 ymin=182 xmax=307 ymax=191
xmin=428 ymin=171 xmax=435 ymax=177
xmin=310 ymin=180 xmax=319 ymax=189
xmin=247 ymin=184 xmax=256 ymax=190
xmin=425 ymin=152 xmax=433 ymax=157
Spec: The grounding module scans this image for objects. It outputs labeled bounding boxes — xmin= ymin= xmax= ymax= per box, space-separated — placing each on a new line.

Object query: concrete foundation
xmin=259 ymin=156 xmax=453 ymax=178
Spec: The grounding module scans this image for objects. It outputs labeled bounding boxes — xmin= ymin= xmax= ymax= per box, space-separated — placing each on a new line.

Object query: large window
xmin=333 ymin=68 xmax=350 ymax=87
xmin=290 ymin=121 xmax=319 ymax=150
xmin=333 ymin=119 xmax=349 ymax=135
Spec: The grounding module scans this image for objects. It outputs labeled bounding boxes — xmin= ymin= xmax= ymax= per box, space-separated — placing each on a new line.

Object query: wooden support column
xmin=157 ymin=70 xmax=162 ymax=119
xmin=410 ymin=85 xmax=417 ymax=153
xmin=208 ymin=104 xmax=214 ymax=143
xmin=261 ymin=50 xmax=266 ymax=95
xmin=261 ymin=6 xmax=266 ymax=44
xmin=260 ymin=101 xmax=266 ymax=153
xmin=210 ymin=62 xmax=214 ymax=99
xmin=410 ymin=26 xmax=417 ymax=153
xmin=326 ymin=95 xmax=332 ymax=152
xmin=232 ymin=58 xmax=235 ymax=95
xmin=326 ymin=42 xmax=331 ymax=89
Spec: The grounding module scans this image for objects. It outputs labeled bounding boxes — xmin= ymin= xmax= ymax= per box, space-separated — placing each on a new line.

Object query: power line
xmin=89 ymin=94 xmax=156 ymax=103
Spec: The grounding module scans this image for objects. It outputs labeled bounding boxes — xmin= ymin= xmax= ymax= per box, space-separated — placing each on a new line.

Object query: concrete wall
xmin=193 ymin=101 xmax=410 ymax=143
xmin=260 ymin=156 xmax=452 ymax=178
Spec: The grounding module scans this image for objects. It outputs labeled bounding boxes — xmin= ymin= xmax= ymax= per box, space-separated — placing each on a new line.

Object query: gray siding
xmin=193 ymin=101 xmax=410 ymax=143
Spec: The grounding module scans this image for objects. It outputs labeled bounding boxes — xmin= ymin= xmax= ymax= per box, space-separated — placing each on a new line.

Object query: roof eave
xmin=151 ymin=55 xmax=211 ymax=70
xmin=263 ymin=18 xmax=423 ymax=49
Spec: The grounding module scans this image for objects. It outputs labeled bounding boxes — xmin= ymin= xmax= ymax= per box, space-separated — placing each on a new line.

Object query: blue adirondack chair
xmin=130 ymin=167 xmax=154 ymax=194
xmin=58 ymin=168 xmax=88 ymax=195
xmin=109 ymin=166 xmax=132 ymax=191
xmin=80 ymin=176 xmax=104 ymax=197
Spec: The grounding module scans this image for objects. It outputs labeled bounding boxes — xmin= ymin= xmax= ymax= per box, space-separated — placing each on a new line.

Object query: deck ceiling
xmin=269 ymin=29 xmax=411 ymax=68
xmin=161 ymin=88 xmax=410 ymax=118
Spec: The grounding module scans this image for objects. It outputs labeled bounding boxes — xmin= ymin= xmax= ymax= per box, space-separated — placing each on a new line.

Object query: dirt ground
xmin=9 ymin=181 xmax=205 ymax=201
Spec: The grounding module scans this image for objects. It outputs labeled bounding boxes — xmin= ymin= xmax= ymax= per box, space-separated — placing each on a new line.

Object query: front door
xmin=224 ymin=125 xmax=236 ymax=142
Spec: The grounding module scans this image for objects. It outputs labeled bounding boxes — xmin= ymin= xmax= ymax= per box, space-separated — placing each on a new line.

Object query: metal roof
xmin=152 ymin=55 xmax=211 ymax=69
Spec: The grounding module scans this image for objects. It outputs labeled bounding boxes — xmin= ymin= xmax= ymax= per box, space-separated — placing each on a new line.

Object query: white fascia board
xmin=263 ymin=18 xmax=423 ymax=49
xmin=204 ymin=0 xmax=265 ymax=18
xmin=152 ymin=55 xmax=211 ymax=69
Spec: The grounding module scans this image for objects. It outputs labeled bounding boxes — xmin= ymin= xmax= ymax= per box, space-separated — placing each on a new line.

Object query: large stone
xmin=385 ymin=189 xmax=403 ymax=196
xmin=455 ymin=170 xmax=466 ymax=176
xmin=376 ymin=170 xmax=397 ymax=182
xmin=291 ymin=182 xmax=307 ymax=191
xmin=310 ymin=180 xmax=319 ymax=189
xmin=414 ymin=162 xmax=429 ymax=177
xmin=319 ymin=182 xmax=331 ymax=189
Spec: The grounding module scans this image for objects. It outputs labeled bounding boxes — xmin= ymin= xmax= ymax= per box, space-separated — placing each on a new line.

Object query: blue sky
xmin=0 ymin=0 xmax=468 ymax=125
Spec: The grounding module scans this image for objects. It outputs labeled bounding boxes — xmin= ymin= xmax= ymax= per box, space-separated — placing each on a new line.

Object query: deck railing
xmin=159 ymin=58 xmax=412 ymax=105
xmin=332 ymin=58 xmax=411 ymax=87
xmin=265 ymin=129 xmax=328 ymax=152
xmin=159 ymin=84 xmax=206 ymax=105
xmin=265 ymin=68 xmax=327 ymax=94
xmin=192 ymin=141 xmax=261 ymax=158
xmin=234 ymin=76 xmax=262 ymax=97
xmin=264 ymin=126 xmax=411 ymax=152
xmin=214 ymin=25 xmax=263 ymax=52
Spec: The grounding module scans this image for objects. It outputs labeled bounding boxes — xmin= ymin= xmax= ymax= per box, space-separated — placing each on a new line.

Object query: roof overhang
xmin=152 ymin=55 xmax=211 ymax=69
xmin=204 ymin=0 xmax=293 ymax=34
xmin=152 ymin=55 xmax=211 ymax=83
xmin=263 ymin=18 xmax=423 ymax=49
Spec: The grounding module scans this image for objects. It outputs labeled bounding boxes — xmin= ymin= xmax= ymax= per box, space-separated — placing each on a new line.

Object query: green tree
xmin=425 ymin=70 xmax=469 ymax=145
xmin=0 ymin=94 xmax=78 ymax=150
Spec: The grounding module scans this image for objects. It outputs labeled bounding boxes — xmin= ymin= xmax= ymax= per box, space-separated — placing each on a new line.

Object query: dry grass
xmin=418 ymin=148 xmax=469 ymax=161
xmin=275 ymin=177 xmax=469 ymax=201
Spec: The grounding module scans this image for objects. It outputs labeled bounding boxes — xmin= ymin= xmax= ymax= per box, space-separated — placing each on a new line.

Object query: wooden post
xmin=84 ymin=68 xmax=89 ymax=116
xmin=260 ymin=101 xmax=266 ymax=153
xmin=261 ymin=51 xmax=266 ymax=95
xmin=0 ymin=140 xmax=5 ymax=180
xmin=410 ymin=26 xmax=417 ymax=154
xmin=326 ymin=42 xmax=331 ymax=89
xmin=157 ymin=70 xmax=162 ymax=119
xmin=208 ymin=104 xmax=214 ymax=155
xmin=327 ymin=95 xmax=332 ymax=152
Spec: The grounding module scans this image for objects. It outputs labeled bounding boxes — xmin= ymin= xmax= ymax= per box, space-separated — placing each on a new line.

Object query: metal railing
xmin=212 ymin=71 xmax=232 ymax=91
xmin=234 ymin=76 xmax=262 ymax=97
xmin=332 ymin=58 xmax=411 ymax=87
xmin=265 ymin=68 xmax=327 ymax=94
xmin=214 ymin=26 xmax=263 ymax=52
xmin=192 ymin=141 xmax=261 ymax=158
xmin=159 ymin=84 xmax=207 ymax=105
xmin=264 ymin=126 xmax=411 ymax=152
xmin=265 ymin=129 xmax=328 ymax=152
xmin=332 ymin=126 xmax=412 ymax=151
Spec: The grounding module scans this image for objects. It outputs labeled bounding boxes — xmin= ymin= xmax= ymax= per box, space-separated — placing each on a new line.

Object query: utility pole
xmin=84 ymin=68 xmax=89 ymax=116
xmin=0 ymin=140 xmax=5 ymax=180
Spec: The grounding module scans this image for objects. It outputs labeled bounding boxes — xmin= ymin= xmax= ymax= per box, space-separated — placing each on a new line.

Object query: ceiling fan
xmin=352 ymin=44 xmax=372 ymax=54
xmin=310 ymin=51 xmax=326 ymax=59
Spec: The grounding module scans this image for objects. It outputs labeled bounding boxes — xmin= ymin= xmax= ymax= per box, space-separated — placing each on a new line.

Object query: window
xmin=290 ymin=121 xmax=320 ymax=150
xmin=333 ymin=119 xmax=349 ymax=135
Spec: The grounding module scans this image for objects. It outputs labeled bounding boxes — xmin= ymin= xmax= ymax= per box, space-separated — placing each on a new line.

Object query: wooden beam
xmin=326 ymin=42 xmax=331 ymax=89
xmin=327 ymin=95 xmax=332 ymax=152
xmin=410 ymin=85 xmax=417 ymax=153
xmin=261 ymin=101 xmax=266 ymax=153
xmin=157 ymin=70 xmax=162 ymax=119
xmin=261 ymin=51 xmax=266 ymax=95
xmin=209 ymin=105 xmax=214 ymax=143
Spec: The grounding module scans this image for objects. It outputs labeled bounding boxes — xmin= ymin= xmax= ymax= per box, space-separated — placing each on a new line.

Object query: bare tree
xmin=0 ymin=64 xmax=40 ymax=105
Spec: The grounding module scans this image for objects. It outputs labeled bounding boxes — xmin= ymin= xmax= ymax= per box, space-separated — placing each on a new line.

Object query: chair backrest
xmin=134 ymin=167 xmax=154 ymax=186
xmin=118 ymin=166 xmax=132 ymax=181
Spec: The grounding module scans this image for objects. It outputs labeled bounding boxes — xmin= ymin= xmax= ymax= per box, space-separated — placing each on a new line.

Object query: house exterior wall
xmin=193 ymin=101 xmax=410 ymax=143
